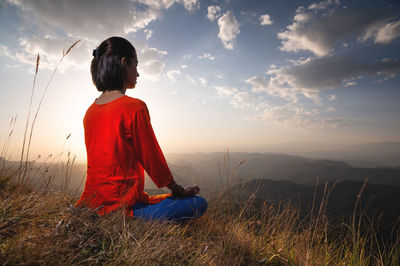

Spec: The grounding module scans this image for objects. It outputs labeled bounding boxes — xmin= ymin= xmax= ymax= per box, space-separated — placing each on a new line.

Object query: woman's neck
xmin=95 ymin=90 xmax=125 ymax=104
xmin=102 ymin=89 xmax=125 ymax=96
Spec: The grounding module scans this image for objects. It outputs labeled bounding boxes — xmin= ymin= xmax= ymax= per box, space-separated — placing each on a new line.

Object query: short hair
xmin=90 ymin=36 xmax=137 ymax=92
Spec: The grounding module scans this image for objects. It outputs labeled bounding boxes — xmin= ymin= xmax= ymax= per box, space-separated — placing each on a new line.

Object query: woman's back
xmin=77 ymin=95 xmax=173 ymax=215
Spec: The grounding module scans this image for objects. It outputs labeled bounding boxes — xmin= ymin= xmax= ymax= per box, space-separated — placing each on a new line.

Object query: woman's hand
xmin=167 ymin=180 xmax=200 ymax=197
xmin=183 ymin=185 xmax=200 ymax=196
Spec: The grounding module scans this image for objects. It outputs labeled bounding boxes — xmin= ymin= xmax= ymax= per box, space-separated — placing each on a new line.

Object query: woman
xmin=76 ymin=36 xmax=207 ymax=221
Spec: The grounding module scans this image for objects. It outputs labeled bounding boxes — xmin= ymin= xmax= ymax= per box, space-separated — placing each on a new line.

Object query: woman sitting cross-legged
xmin=76 ymin=36 xmax=207 ymax=222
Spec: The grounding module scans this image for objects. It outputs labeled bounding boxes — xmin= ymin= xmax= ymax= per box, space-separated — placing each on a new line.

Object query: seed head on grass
xmin=35 ymin=54 xmax=40 ymax=74
xmin=63 ymin=40 xmax=80 ymax=57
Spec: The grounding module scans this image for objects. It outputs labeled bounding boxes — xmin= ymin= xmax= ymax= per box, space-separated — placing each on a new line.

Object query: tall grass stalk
xmin=1 ymin=116 xmax=17 ymax=176
xmin=18 ymin=55 xmax=40 ymax=184
xmin=20 ymin=40 xmax=80 ymax=184
xmin=352 ymin=178 xmax=368 ymax=244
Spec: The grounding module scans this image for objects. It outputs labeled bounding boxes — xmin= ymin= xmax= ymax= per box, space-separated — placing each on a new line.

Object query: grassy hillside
xmin=1 ymin=171 xmax=399 ymax=265
xmin=231 ymin=179 xmax=400 ymax=243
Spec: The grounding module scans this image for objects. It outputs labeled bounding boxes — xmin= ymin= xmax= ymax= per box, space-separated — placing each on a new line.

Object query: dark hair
xmin=90 ymin=36 xmax=137 ymax=92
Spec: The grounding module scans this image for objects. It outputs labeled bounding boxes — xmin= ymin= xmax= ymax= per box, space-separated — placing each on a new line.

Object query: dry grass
xmin=1 ymin=171 xmax=399 ymax=265
xmin=0 ymin=175 xmax=316 ymax=265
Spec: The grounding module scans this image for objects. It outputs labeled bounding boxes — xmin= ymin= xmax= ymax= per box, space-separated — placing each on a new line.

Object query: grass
xmin=1 ymin=41 xmax=399 ymax=265
xmin=1 ymin=169 xmax=399 ymax=265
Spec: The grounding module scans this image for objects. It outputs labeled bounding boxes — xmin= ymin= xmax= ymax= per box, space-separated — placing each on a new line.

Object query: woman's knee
xmin=190 ymin=196 xmax=207 ymax=217
xmin=166 ymin=195 xmax=207 ymax=219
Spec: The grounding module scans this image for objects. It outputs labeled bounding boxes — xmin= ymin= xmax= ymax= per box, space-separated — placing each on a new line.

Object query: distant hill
xmin=271 ymin=141 xmax=400 ymax=168
xmin=166 ymin=152 xmax=400 ymax=187
xmin=2 ymin=151 xmax=400 ymax=195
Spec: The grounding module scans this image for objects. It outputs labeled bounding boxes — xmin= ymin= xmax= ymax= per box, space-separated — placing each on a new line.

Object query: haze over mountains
xmin=261 ymin=141 xmax=400 ymax=168
xmin=2 ymin=141 xmax=399 ymax=193
xmin=165 ymin=150 xmax=400 ymax=189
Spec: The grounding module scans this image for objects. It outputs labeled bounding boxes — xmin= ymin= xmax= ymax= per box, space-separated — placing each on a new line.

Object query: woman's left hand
xmin=168 ymin=180 xmax=200 ymax=197
xmin=182 ymin=185 xmax=200 ymax=196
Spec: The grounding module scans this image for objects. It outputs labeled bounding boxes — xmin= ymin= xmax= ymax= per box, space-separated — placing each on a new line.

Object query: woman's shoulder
xmin=120 ymin=95 xmax=147 ymax=110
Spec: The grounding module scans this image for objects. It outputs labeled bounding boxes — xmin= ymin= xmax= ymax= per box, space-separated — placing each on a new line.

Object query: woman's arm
xmin=133 ymin=105 xmax=173 ymax=188
xmin=133 ymin=104 xmax=200 ymax=196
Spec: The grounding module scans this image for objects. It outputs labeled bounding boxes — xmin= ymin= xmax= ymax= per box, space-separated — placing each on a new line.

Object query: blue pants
xmin=132 ymin=196 xmax=207 ymax=222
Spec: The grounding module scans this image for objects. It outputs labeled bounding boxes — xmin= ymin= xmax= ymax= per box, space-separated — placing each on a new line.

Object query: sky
xmin=0 ymin=0 xmax=399 ymax=163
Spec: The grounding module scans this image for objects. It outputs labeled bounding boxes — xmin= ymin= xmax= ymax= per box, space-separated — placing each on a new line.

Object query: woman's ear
xmin=121 ymin=57 xmax=126 ymax=66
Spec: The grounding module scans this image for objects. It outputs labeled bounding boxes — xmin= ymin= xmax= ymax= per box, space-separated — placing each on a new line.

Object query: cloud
xmin=183 ymin=75 xmax=208 ymax=86
xmin=213 ymin=83 xmax=348 ymax=129
xmin=217 ymin=11 xmax=240 ymax=50
xmin=198 ymin=52 xmax=215 ymax=60
xmin=166 ymin=72 xmax=207 ymax=87
xmin=138 ymin=47 xmax=167 ymax=79
xmin=13 ymin=35 xmax=94 ymax=71
xmin=237 ymin=55 xmax=400 ymax=128
xmin=215 ymin=86 xmax=238 ymax=97
xmin=144 ymin=29 xmax=153 ymax=40
xmin=251 ymin=105 xmax=314 ymax=125
xmin=0 ymin=45 xmax=14 ymax=58
xmin=180 ymin=0 xmax=199 ymax=12
xmin=136 ymin=0 xmax=176 ymax=10
xmin=166 ymin=69 xmax=181 ymax=81
xmin=125 ymin=7 xmax=160 ymax=33
xmin=308 ymin=0 xmax=340 ymax=10
xmin=362 ymin=20 xmax=400 ymax=44
xmin=215 ymin=86 xmax=260 ymax=110
xmin=320 ymin=117 xmax=349 ymax=128
xmin=198 ymin=77 xmax=207 ymax=86
xmin=140 ymin=47 xmax=167 ymax=62
xmin=278 ymin=2 xmax=400 ymax=56
xmin=2 ymin=0 xmax=200 ymax=71
xmin=246 ymin=75 xmax=299 ymax=103
xmin=230 ymin=92 xmax=254 ymax=109
xmin=344 ymin=80 xmax=356 ymax=87
xmin=259 ymin=14 xmax=273 ymax=26
xmin=139 ymin=60 xmax=165 ymax=78
xmin=185 ymin=74 xmax=198 ymax=85
xmin=207 ymin=5 xmax=222 ymax=21
xmin=245 ymin=76 xmax=268 ymax=93
xmin=246 ymin=56 xmax=400 ymax=105
xmin=5 ymin=0 xmax=165 ymax=37
xmin=283 ymin=56 xmax=400 ymax=90
xmin=250 ymin=104 xmax=347 ymax=128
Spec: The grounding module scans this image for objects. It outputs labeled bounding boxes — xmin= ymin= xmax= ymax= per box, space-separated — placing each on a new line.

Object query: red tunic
xmin=76 ymin=95 xmax=173 ymax=216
